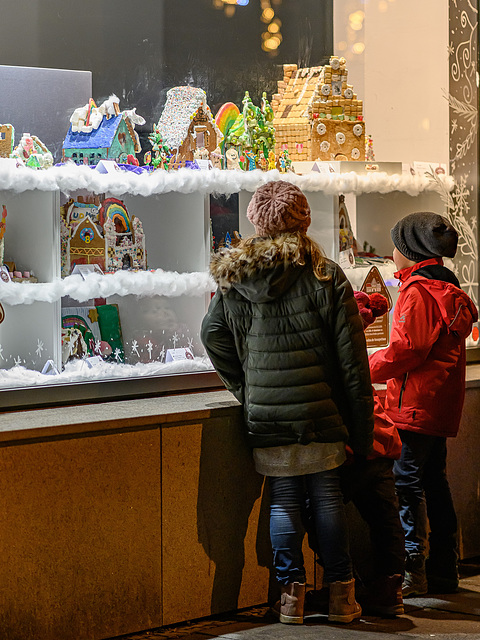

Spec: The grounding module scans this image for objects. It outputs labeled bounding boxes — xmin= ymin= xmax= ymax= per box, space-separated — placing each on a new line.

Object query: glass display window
xmin=0 ymin=0 xmax=478 ymax=408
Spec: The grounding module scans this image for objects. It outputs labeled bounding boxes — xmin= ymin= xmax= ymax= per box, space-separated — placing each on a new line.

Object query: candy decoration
xmin=98 ymin=198 xmax=131 ymax=233
xmin=0 ymin=205 xmax=7 ymax=241
xmin=353 ymin=123 xmax=363 ymax=137
xmin=215 ymin=102 xmax=241 ymax=137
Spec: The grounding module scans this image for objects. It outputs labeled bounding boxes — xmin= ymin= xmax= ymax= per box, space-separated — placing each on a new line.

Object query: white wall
xmin=335 ymin=0 xmax=449 ymax=165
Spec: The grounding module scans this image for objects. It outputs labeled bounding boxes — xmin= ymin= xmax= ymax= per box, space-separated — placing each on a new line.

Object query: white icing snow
xmin=0 ymin=356 xmax=214 ymax=389
xmin=0 ymin=269 xmax=215 ymax=306
xmin=0 ymin=163 xmax=455 ymax=198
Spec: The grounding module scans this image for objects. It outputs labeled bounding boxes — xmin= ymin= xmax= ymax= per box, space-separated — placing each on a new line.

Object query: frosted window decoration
xmin=316 ymin=123 xmax=327 ymax=136
xmin=321 ymin=84 xmax=331 ymax=96
xmin=332 ymin=82 xmax=343 ymax=96
xmin=330 ymin=58 xmax=341 ymax=70
xmin=344 ymin=88 xmax=354 ymax=99
xmin=353 ymin=124 xmax=363 ymax=137
xmin=336 ymin=132 xmax=346 ymax=145
xmin=320 ymin=140 xmax=330 ymax=152
xmin=351 ymin=148 xmax=361 ymax=159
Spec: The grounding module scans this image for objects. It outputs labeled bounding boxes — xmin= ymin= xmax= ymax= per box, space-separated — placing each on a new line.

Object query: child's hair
xmin=297 ymin=232 xmax=328 ymax=281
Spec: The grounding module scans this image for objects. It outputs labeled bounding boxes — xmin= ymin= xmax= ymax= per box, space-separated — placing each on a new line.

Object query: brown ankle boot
xmin=359 ymin=574 xmax=404 ymax=617
xmin=272 ymin=582 xmax=305 ymax=624
xmin=328 ymin=578 xmax=362 ymax=623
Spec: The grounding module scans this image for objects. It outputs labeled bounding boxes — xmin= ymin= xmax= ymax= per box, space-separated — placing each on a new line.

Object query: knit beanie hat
xmin=354 ymin=291 xmax=389 ymax=329
xmin=246 ymin=181 xmax=311 ymax=236
xmin=391 ymin=212 xmax=458 ymax=262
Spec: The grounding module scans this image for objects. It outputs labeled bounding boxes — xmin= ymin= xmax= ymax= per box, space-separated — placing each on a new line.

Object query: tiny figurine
xmin=210 ymin=146 xmax=223 ymax=169
xmin=245 ymin=149 xmax=257 ymax=171
xmin=226 ymin=147 xmax=241 ymax=170
xmin=278 ymin=148 xmax=293 ymax=173
xmin=365 ymin=134 xmax=375 ymax=162
xmin=268 ymin=150 xmax=276 ymax=170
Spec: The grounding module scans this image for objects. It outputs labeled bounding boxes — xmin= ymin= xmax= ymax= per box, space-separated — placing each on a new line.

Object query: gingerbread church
xmin=271 ymin=56 xmax=365 ymax=163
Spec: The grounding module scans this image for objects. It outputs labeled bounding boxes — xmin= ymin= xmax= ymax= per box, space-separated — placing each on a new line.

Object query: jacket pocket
xmin=398 ymin=372 xmax=409 ymax=410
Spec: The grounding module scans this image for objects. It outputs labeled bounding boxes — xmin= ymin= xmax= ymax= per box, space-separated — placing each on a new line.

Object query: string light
xmin=213 ymin=0 xmax=283 ymax=54
xmin=260 ymin=0 xmax=283 ymax=55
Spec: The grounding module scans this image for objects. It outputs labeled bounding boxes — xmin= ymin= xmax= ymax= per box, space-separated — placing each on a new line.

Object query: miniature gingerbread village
xmin=62 ymin=95 xmax=145 ymax=166
xmin=60 ymin=196 xmax=146 ymax=276
xmin=3 ymin=55 xmax=367 ymax=173
xmin=151 ymin=86 xmax=223 ymax=168
xmin=272 ymin=56 xmax=365 ymax=163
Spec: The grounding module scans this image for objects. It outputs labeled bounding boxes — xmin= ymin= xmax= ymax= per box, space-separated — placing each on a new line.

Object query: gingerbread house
xmin=61 ymin=196 xmax=146 ymax=275
xmin=62 ymin=95 xmax=145 ymax=166
xmin=272 ymin=56 xmax=365 ymax=163
xmin=11 ymin=132 xmax=54 ymax=169
xmin=0 ymin=124 xmax=14 ymax=158
xmin=154 ymin=87 xmax=223 ymax=166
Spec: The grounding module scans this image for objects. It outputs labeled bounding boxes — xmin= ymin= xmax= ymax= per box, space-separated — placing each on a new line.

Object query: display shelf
xmin=0 ymin=163 xmax=455 ymax=405
xmin=0 ymin=163 xmax=453 ymax=198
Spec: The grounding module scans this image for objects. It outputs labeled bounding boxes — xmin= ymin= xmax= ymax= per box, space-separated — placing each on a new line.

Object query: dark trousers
xmin=393 ymin=429 xmax=457 ymax=560
xmin=341 ymin=458 xmax=405 ymax=578
xmin=304 ymin=458 xmax=405 ymax=579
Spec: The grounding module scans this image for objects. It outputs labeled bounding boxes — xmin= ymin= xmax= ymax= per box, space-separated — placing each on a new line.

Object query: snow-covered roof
xmin=156 ymin=86 xmax=222 ymax=151
xmin=63 ymin=114 xmax=123 ymax=150
xmin=63 ymin=94 xmax=146 ymax=151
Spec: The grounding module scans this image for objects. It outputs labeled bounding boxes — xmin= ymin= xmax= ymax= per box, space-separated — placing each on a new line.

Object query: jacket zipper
xmin=398 ymin=372 xmax=408 ymax=410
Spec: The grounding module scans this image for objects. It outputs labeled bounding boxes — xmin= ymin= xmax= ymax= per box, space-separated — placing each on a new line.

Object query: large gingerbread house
xmin=272 ymin=56 xmax=365 ymax=163
xmin=154 ymin=86 xmax=223 ymax=166
xmin=61 ymin=196 xmax=146 ymax=275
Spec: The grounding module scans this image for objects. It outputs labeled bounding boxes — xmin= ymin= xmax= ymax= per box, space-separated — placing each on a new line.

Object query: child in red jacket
xmin=305 ymin=291 xmax=405 ymax=617
xmin=369 ymin=212 xmax=478 ymax=597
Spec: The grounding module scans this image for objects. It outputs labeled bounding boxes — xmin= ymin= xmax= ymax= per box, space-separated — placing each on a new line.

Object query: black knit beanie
xmin=391 ymin=212 xmax=458 ymax=262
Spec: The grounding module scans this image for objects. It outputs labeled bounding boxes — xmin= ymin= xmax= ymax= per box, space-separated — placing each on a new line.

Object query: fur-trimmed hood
xmin=210 ymin=233 xmax=314 ymax=303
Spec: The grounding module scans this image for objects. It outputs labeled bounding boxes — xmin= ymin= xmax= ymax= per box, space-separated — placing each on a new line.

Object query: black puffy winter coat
xmin=201 ymin=233 xmax=374 ymax=455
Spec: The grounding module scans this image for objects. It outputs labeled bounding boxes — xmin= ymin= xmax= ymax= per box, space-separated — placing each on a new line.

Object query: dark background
xmin=0 ymin=0 xmax=333 ymax=156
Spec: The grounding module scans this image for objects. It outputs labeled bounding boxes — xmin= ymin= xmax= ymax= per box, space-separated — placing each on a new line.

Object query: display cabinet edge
xmin=0 ymin=371 xmax=224 ymax=412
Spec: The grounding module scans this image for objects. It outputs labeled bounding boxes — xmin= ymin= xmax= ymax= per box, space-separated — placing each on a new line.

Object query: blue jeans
xmin=268 ymin=468 xmax=353 ymax=585
xmin=393 ymin=430 xmax=457 ymax=558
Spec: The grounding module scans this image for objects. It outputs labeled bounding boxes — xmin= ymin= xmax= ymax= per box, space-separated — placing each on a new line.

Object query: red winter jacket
xmin=369 ymin=258 xmax=478 ymax=438
xmin=346 ymin=389 xmax=402 ymax=460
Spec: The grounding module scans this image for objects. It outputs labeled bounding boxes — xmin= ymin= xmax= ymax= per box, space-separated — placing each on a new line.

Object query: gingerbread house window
xmin=118 ymin=133 xmax=127 ymax=144
xmin=0 ymin=132 xmax=5 ymax=140
xmin=195 ymin=127 xmax=208 ymax=148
